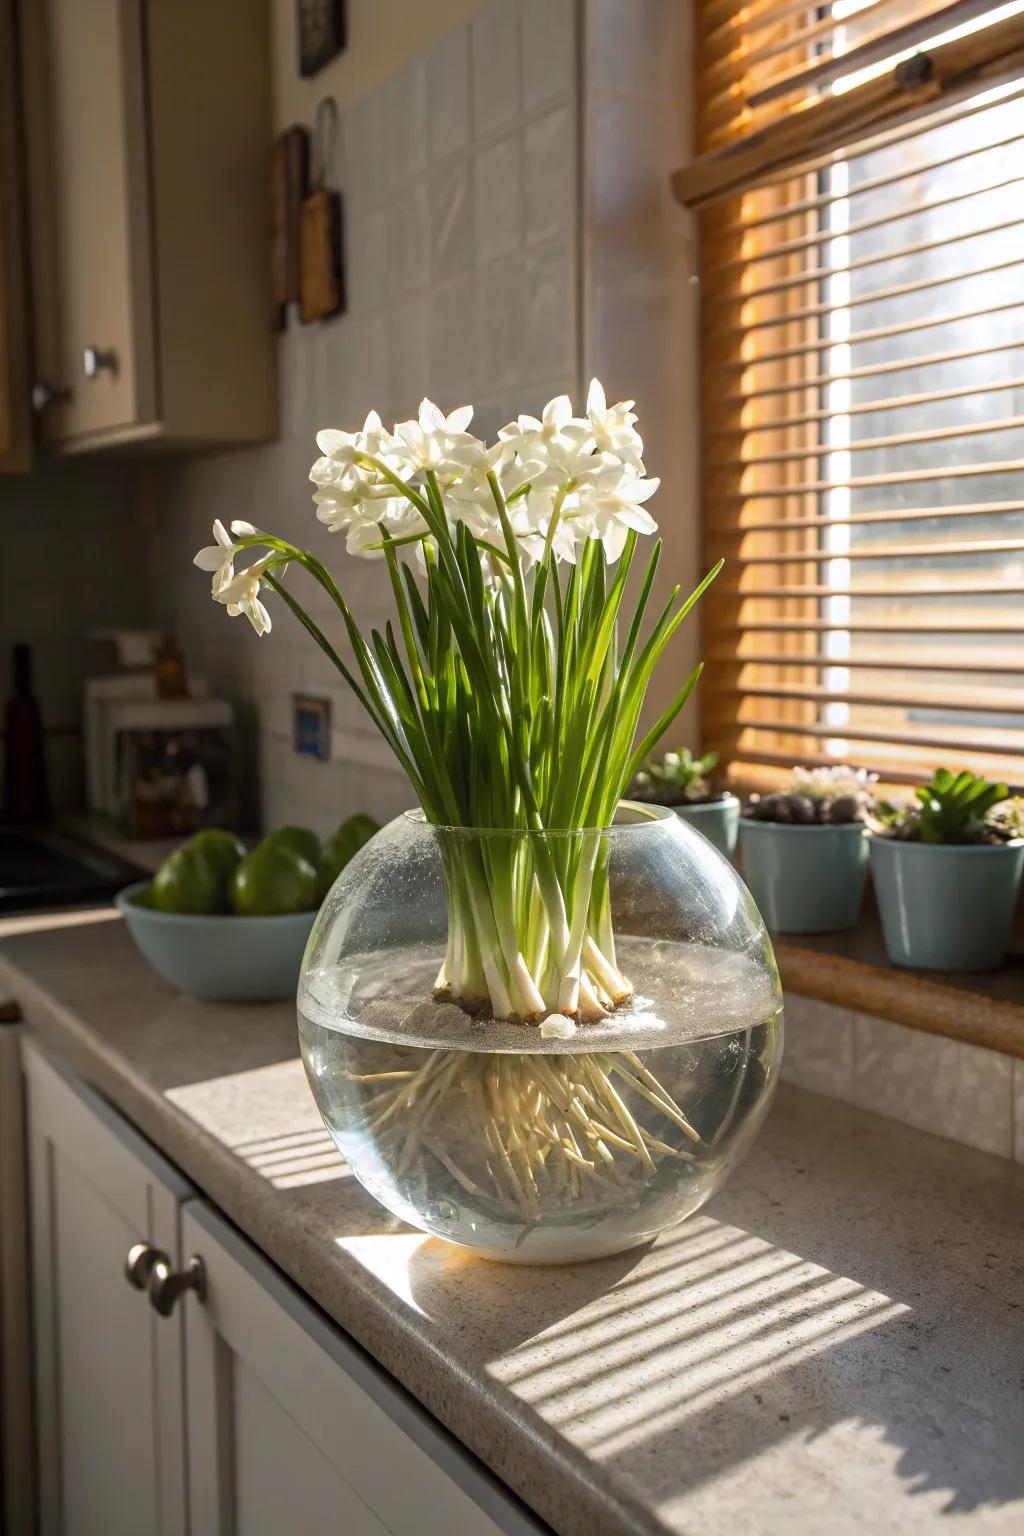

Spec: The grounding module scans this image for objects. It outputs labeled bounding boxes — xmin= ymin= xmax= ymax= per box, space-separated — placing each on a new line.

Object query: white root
xmin=356 ymin=1048 xmax=703 ymax=1223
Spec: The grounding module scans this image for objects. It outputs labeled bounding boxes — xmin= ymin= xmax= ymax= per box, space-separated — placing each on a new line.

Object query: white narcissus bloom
xmin=391 ymin=399 xmax=480 ymax=479
xmin=498 ymin=394 xmax=577 ymax=459
xmin=572 ymin=464 xmax=660 ymax=562
xmin=214 ymin=552 xmax=276 ymax=636
xmin=193 ymin=519 xmax=263 ymax=596
xmin=510 ymin=488 xmax=580 ymax=565
xmin=583 ymin=378 xmax=645 ymax=470
xmin=314 ymin=409 xmax=391 ymax=473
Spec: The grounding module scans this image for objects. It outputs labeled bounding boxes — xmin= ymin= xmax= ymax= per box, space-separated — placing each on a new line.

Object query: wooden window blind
xmin=677 ymin=0 xmax=1024 ymax=788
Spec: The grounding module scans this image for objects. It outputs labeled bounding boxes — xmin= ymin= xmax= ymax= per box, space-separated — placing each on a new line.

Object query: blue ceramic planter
xmin=739 ymin=819 xmax=869 ymax=934
xmin=870 ymin=837 xmax=1024 ymax=972
xmin=116 ymin=882 xmax=317 ymax=1001
xmin=673 ymin=795 xmax=740 ymax=859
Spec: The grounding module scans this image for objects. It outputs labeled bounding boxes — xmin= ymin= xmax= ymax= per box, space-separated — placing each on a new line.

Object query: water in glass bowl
xmin=298 ymin=935 xmax=782 ymax=1263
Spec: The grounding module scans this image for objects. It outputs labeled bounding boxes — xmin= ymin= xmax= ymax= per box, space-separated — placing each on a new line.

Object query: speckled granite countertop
xmin=2 ymin=911 xmax=1023 ymax=1536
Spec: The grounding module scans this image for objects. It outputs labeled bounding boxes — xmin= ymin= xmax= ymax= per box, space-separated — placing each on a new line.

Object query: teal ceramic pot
xmin=116 ymin=882 xmax=317 ymax=1002
xmin=870 ymin=837 xmax=1024 ymax=972
xmin=673 ymin=795 xmax=740 ymax=859
xmin=739 ymin=819 xmax=869 ymax=934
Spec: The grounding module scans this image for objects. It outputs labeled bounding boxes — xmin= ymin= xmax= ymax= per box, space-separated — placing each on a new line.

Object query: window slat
xmin=715 ymin=652 xmax=1024 ymax=674
xmin=729 ymin=537 xmax=1024 ymax=564
xmin=724 ymin=683 xmax=1024 ymax=715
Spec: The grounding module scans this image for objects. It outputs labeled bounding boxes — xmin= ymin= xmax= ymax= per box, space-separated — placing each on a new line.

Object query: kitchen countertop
xmin=2 ymin=912 xmax=1023 ymax=1535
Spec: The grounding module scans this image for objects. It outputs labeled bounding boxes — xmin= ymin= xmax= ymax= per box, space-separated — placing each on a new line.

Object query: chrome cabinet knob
xmin=83 ymin=345 xmax=118 ymax=378
xmin=147 ymin=1255 xmax=206 ymax=1317
xmin=31 ymin=379 xmax=71 ymax=410
xmin=125 ymin=1242 xmax=167 ymax=1291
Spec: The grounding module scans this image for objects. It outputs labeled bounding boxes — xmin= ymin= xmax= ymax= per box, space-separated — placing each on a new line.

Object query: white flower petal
xmin=617 ymin=505 xmax=658 ymax=534
xmin=316 ymin=428 xmax=357 ymax=459
xmin=586 ymin=378 xmax=606 ymax=415
xmin=446 ymin=404 xmax=474 ymax=433
xmin=418 ymin=398 xmax=446 ymax=432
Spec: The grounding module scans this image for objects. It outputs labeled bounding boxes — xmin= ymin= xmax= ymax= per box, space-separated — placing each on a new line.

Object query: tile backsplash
xmin=146 ymin=0 xmax=581 ymax=835
xmin=782 ymin=992 xmax=1022 ymax=1164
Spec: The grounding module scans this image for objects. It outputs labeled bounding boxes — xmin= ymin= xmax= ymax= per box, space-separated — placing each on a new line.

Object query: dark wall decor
xmin=297 ymin=0 xmax=347 ymax=78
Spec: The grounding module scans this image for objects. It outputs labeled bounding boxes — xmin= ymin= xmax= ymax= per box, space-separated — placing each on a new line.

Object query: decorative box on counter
xmin=109 ymin=698 xmax=239 ymax=839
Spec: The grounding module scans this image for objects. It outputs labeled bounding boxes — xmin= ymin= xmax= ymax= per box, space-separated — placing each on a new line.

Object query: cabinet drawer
xmin=183 ymin=1202 xmax=547 ymax=1536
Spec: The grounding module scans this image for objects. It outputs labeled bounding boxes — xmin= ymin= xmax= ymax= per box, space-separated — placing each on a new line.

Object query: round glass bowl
xmin=298 ymin=804 xmax=783 ymax=1264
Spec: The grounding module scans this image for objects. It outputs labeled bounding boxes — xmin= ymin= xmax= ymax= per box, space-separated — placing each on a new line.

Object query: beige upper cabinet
xmin=23 ymin=0 xmax=277 ymax=455
xmin=0 ymin=0 xmax=30 ymax=471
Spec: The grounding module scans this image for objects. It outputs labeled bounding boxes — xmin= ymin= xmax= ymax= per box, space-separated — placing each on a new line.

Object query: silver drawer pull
xmin=148 ymin=1255 xmax=206 ymax=1317
xmin=124 ymin=1242 xmax=167 ymax=1291
xmin=83 ymin=345 xmax=118 ymax=378
xmin=31 ymin=379 xmax=71 ymax=410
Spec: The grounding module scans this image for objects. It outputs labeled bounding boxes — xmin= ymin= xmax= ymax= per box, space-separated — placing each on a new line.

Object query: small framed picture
xmin=292 ymin=694 xmax=331 ymax=761
xmin=297 ymin=0 xmax=347 ymax=79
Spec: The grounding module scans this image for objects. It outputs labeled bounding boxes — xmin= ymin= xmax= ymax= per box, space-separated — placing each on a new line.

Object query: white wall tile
xmin=389 ymin=181 xmax=429 ymax=293
xmin=779 ymin=994 xmax=855 ymax=1099
xmin=426 ymin=25 xmax=471 ymax=162
xmin=521 ymin=0 xmax=575 ymax=112
xmin=429 ymin=271 xmax=479 ymax=406
xmin=852 ymin=1013 xmax=1014 ymax=1159
xmin=429 ymin=156 xmax=475 ymax=280
xmin=346 ymin=203 xmax=389 ymax=315
xmin=383 ymin=58 xmax=427 ymax=184
xmin=524 ymin=104 xmax=574 ymax=244
xmin=475 ymin=133 xmax=523 ymax=264
xmin=345 ymin=88 xmax=385 ymax=204
xmin=387 ymin=294 xmax=430 ymax=418
xmin=477 ymin=254 xmax=526 ymax=394
xmin=524 ymin=240 xmax=575 ymax=382
xmin=472 ymin=0 xmax=522 ymax=137
xmin=337 ymin=314 xmax=389 ymax=423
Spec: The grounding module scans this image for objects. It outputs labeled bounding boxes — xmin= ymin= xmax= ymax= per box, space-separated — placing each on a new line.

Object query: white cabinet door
xmin=182 ymin=1202 xmax=546 ymax=1536
xmin=23 ymin=1039 xmax=191 ymax=1536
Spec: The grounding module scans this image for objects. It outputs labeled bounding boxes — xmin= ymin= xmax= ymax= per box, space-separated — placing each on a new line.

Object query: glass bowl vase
xmin=298 ymin=803 xmax=783 ymax=1264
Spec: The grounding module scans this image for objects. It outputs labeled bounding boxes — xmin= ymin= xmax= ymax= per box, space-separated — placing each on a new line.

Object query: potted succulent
xmin=192 ymin=384 xmax=783 ymax=1263
xmin=739 ymin=766 xmax=875 ymax=934
xmin=870 ymin=770 xmax=1024 ymax=971
xmin=631 ymin=747 xmax=740 ymax=857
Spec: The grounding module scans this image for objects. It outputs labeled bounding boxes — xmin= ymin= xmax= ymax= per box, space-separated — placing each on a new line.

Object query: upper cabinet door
xmin=0 ymin=0 xmax=31 ymax=471
xmin=21 ymin=0 xmax=275 ymax=455
xmin=41 ymin=0 xmax=155 ymax=443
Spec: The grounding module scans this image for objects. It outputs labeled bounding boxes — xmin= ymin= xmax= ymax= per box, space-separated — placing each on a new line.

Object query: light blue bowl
xmin=116 ymin=881 xmax=317 ymax=1002
xmin=673 ymin=795 xmax=740 ymax=859
xmin=870 ymin=837 xmax=1024 ymax=972
xmin=739 ymin=819 xmax=869 ymax=934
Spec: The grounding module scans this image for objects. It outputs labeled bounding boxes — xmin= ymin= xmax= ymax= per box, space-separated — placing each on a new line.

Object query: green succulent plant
xmin=875 ymin=769 xmax=1010 ymax=845
xmin=633 ymin=747 xmax=718 ymax=803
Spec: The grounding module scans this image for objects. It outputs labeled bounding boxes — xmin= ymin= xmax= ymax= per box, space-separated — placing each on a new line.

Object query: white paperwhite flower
xmin=583 ymin=378 xmax=645 ymax=471
xmin=193 ymin=520 xmax=265 ymax=597
xmin=509 ymin=488 xmax=580 ymax=565
xmin=390 ymin=399 xmax=480 ymax=479
xmin=214 ymin=553 xmax=275 ymax=636
xmin=193 ymin=519 xmax=239 ymax=596
xmin=498 ymin=394 xmax=577 ymax=459
xmin=314 ymin=410 xmax=391 ymax=473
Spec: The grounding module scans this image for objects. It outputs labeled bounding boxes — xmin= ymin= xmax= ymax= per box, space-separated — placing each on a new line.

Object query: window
xmin=676 ymin=0 xmax=1024 ymax=787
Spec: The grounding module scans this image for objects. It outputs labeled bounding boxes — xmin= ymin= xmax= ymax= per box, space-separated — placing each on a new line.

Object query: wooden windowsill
xmin=776 ymin=894 xmax=1024 ymax=1060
